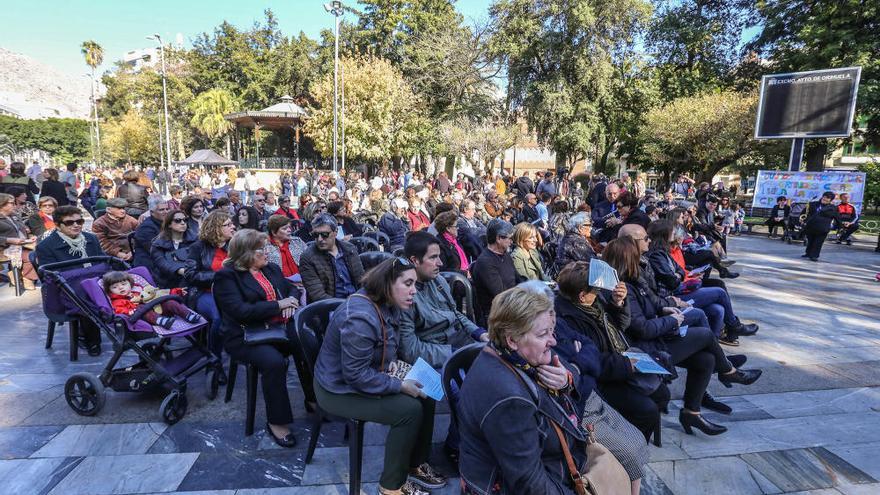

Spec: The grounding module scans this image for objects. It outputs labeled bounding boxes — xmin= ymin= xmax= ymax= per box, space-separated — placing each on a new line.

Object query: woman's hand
xmin=670 ymin=311 xmax=685 ymax=326
xmin=537 ymin=355 xmax=570 ymax=391
xmin=400 ymin=379 xmax=426 ymax=398
xmin=278 ymin=296 xmax=299 ymax=310
xmin=611 ymin=282 xmax=627 ymax=307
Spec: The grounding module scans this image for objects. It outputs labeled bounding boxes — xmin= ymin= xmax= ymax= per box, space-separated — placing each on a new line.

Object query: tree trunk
xmin=445 ymin=155 xmax=456 ymax=178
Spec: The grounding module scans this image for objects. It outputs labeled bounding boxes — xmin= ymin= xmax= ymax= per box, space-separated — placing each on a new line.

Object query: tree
xmin=354 ymin=0 xmax=463 ymax=64
xmin=441 ymin=119 xmax=518 ymax=173
xmin=858 ymin=161 xmax=880 ymax=214
xmin=637 ymin=90 xmax=757 ymax=183
xmin=0 ymin=116 xmax=90 ymax=162
xmin=189 ymin=88 xmax=238 ymax=156
xmin=490 ymin=0 xmax=653 ymax=168
xmin=646 ymin=0 xmax=752 ymax=101
xmin=102 ymin=110 xmax=159 ymax=165
xmin=304 ymin=54 xmax=422 ymax=164
xmin=81 ymin=40 xmax=105 ymax=161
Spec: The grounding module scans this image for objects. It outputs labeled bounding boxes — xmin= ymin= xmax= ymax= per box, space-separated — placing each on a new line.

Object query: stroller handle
xmin=38 ymin=256 xmax=131 ymax=281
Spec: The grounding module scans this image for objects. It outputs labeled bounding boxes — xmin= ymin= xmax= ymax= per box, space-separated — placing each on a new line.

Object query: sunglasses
xmin=61 ymin=219 xmax=86 ymax=226
xmin=393 ymin=257 xmax=412 ymax=269
xmin=172 ymin=217 xmax=187 ymax=224
xmin=315 ymin=231 xmax=334 ymax=239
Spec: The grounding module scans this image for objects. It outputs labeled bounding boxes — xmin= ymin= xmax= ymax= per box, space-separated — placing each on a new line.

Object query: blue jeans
xmin=197 ymin=292 xmax=223 ymax=357
xmin=685 ymin=287 xmax=736 ymax=337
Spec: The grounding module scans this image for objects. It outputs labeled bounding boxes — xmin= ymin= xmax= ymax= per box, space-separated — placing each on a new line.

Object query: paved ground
xmin=0 ymin=234 xmax=879 ymax=495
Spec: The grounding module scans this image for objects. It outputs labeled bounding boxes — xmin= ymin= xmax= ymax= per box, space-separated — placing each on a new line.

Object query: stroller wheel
xmin=160 ymin=391 xmax=188 ymax=425
xmin=206 ymin=366 xmax=221 ymax=401
xmin=65 ymin=373 xmax=105 ymax=416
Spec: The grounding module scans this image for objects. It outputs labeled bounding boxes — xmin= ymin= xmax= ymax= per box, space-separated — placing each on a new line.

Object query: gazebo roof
xmin=224 ymin=95 xmax=307 ymax=129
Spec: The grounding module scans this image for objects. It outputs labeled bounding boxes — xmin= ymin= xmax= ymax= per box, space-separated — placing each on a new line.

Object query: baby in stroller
xmin=102 ymin=271 xmax=201 ymax=329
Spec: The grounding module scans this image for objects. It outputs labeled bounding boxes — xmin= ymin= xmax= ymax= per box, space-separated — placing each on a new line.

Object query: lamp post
xmin=324 ymin=1 xmax=343 ymax=173
xmin=147 ymin=34 xmax=172 ymax=168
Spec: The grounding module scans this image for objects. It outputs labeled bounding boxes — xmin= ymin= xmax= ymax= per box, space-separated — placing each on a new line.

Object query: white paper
xmin=589 ymin=258 xmax=619 ymax=291
xmin=404 ymin=357 xmax=445 ymax=401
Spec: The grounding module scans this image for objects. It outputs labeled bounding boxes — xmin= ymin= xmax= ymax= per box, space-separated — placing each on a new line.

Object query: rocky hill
xmin=0 ymin=47 xmax=93 ymax=119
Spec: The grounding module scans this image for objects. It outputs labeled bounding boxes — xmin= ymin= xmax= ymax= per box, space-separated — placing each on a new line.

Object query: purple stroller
xmin=40 ymin=257 xmax=221 ymax=424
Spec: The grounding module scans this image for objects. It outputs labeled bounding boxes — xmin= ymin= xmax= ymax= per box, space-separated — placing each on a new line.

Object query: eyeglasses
xmin=61 ymin=219 xmax=86 ymax=226
xmin=172 ymin=217 xmax=187 ymax=224
xmin=315 ymin=231 xmax=334 ymax=239
xmin=222 ymin=221 xmax=234 ymax=228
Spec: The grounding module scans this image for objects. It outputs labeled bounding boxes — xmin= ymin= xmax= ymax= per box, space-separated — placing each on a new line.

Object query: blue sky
xmin=1 ymin=0 xmax=495 ymax=77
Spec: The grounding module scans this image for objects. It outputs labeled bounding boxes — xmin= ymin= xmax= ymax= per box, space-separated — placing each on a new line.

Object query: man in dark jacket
xmin=802 ymin=191 xmax=839 ymax=261
xmin=132 ymin=195 xmax=169 ymax=273
xmin=834 ymin=193 xmax=859 ymax=245
xmin=470 ymin=219 xmax=518 ymax=327
xmin=513 ymin=171 xmax=534 ymax=199
xmin=591 ymin=183 xmax=621 ymax=243
xmin=299 ymin=213 xmax=365 ymax=303
xmin=378 ymin=198 xmax=409 ymax=250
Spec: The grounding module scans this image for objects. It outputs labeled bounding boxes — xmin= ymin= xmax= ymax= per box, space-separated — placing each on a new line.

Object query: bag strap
xmin=485 ymin=347 xmax=587 ymax=495
xmin=351 ymin=293 xmax=388 ymax=371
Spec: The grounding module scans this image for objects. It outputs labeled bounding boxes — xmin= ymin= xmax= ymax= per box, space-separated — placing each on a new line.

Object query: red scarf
xmin=271 ymin=237 xmax=299 ymax=277
xmin=251 ymin=270 xmax=287 ymax=323
xmin=39 ymin=211 xmax=56 ymax=231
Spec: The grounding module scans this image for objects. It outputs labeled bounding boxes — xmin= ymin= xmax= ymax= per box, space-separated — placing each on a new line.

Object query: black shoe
xmin=801 ymin=254 xmax=809 ymax=258
xmin=809 ymin=257 xmax=819 ymax=262
xmin=727 ymin=354 xmax=747 ymax=368
xmin=679 ymin=410 xmax=727 ymax=436
xmin=720 ymin=259 xmax=736 ymax=267
xmin=846 ymin=240 xmax=852 ymax=246
xmin=719 ymin=333 xmax=739 ymax=346
xmin=184 ymin=311 xmax=201 ymax=323
xmin=835 ymin=240 xmax=842 ymax=244
xmin=719 ymin=369 xmax=762 ymax=388
xmin=701 ymin=392 xmax=732 ymax=414
xmin=719 ymin=270 xmax=740 ymax=279
xmin=87 ymin=343 xmax=102 ymax=357
xmin=729 ymin=322 xmax=758 ymax=337
xmin=266 ymin=423 xmax=297 ymax=448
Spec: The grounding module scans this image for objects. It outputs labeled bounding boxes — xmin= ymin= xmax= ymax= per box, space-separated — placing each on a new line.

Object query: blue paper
xmin=679 ymin=324 xmax=689 ymax=337
xmin=623 ymin=352 xmax=672 ymax=375
xmin=589 ymin=258 xmax=619 ymax=291
xmin=404 ymin=357 xmax=445 ymax=401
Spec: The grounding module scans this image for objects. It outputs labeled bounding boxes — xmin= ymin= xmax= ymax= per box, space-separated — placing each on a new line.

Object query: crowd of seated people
xmin=28 ymin=164 xmax=863 ymax=495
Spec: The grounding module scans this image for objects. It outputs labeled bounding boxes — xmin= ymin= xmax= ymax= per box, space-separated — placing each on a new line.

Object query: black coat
xmin=436 ymin=233 xmax=463 ymax=273
xmin=645 ymin=246 xmax=685 ymax=298
xmin=298 ymin=240 xmax=365 ymax=303
xmin=803 ymin=200 xmax=839 ymax=234
xmin=212 ymin=264 xmax=301 ymax=341
xmin=622 ymin=209 xmax=651 ymax=229
xmin=184 ymin=240 xmax=226 ymax=289
xmin=150 ymin=233 xmax=198 ymax=288
xmin=471 ymin=249 xmax=517 ymax=327
xmin=132 ymin=215 xmax=162 ymax=272
xmin=40 ymin=180 xmax=69 ymax=207
xmin=622 ymin=272 xmax=680 ymax=357
xmin=34 ymin=231 xmax=104 ymax=265
xmin=514 ymin=176 xmax=534 ymax=198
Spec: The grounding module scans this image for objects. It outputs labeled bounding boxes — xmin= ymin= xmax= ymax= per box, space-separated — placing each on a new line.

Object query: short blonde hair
xmin=512 ymin=222 xmax=538 ymax=249
xmin=224 ymin=229 xmax=268 ymax=271
xmin=0 ymin=193 xmax=13 ymax=209
xmin=38 ymin=196 xmax=58 ymax=208
xmin=488 ymin=287 xmax=553 ymax=349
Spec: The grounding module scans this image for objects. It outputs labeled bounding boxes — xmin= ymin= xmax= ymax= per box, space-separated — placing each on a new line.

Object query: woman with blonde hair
xmin=511 ymin=222 xmax=549 ymax=281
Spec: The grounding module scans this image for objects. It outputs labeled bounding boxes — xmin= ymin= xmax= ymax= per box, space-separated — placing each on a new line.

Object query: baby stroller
xmin=39 ymin=256 xmax=221 ymax=424
xmin=783 ymin=203 xmax=807 ymax=244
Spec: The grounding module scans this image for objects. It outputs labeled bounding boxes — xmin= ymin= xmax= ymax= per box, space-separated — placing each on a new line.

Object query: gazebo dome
xmin=260 ymin=95 xmax=307 ymax=116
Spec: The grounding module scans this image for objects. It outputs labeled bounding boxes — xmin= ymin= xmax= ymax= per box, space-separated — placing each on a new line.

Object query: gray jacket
xmin=314 ymin=291 xmax=403 ymax=396
xmin=398 ymin=276 xmax=482 ymax=368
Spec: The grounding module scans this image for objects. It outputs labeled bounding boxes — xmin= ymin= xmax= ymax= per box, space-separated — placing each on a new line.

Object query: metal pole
xmin=788 ymin=138 xmax=805 ymax=171
xmin=158 ymin=118 xmax=164 ymax=168
xmin=332 ymin=14 xmax=339 ymax=173
xmin=341 ymin=61 xmax=345 ymax=172
xmin=158 ymin=37 xmax=172 ymax=168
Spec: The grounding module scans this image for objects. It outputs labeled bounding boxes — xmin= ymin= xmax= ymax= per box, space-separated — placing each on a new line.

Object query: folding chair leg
xmin=652 ymin=418 xmax=662 ymax=447
xmin=305 ymin=409 xmax=324 ymax=464
xmin=45 ymin=321 xmax=56 ymax=349
xmin=245 ymin=364 xmax=257 ymax=436
xmin=12 ymin=267 xmax=23 ymax=297
xmin=225 ymin=360 xmax=238 ymax=403
xmin=348 ymin=420 xmax=365 ymax=495
xmin=69 ymin=320 xmax=79 ymax=362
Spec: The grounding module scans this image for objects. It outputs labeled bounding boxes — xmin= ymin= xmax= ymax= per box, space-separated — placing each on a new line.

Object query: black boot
xmin=728 ymin=321 xmax=758 ymax=337
xmin=719 ymin=267 xmax=740 ymax=279
xmin=679 ymin=410 xmax=727 ymax=436
xmin=701 ymin=393 xmax=732 ymax=414
xmin=719 ymin=369 xmax=762 ymax=388
xmin=727 ymin=354 xmax=747 ymax=368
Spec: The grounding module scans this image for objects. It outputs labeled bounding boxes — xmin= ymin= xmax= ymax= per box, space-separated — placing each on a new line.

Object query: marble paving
xmin=0 ymin=235 xmax=878 ymax=494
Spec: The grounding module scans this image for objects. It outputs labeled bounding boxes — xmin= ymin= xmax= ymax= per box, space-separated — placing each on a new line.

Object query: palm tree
xmin=189 ymin=88 xmax=238 ymax=157
xmin=81 ymin=40 xmax=104 ymax=162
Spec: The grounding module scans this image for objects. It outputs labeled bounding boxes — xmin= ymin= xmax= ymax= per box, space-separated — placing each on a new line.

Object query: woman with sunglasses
xmin=315 ymin=257 xmax=446 ymax=495
xmin=151 ymin=209 xmax=199 ymax=288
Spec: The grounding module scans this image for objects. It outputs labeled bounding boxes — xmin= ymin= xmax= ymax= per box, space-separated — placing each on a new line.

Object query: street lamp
xmin=147 ymin=34 xmax=172 ymax=169
xmin=324 ymin=1 xmax=343 ymax=173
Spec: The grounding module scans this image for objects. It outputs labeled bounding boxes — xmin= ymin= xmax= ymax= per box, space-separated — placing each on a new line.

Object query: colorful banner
xmin=751 ymin=170 xmax=867 ymax=212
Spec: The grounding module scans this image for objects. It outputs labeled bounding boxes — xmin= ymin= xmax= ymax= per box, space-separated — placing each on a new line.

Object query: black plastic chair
xmin=224 ymin=359 xmax=259 ymax=436
xmin=441 ymin=343 xmax=485 ymax=435
xmin=359 ymin=251 xmax=393 ymax=271
xmin=296 ymin=298 xmax=367 ymax=495
xmin=440 ymin=271 xmax=475 ymax=321
xmin=349 ymin=236 xmax=380 ymax=254
xmin=363 ymin=231 xmax=390 ymax=252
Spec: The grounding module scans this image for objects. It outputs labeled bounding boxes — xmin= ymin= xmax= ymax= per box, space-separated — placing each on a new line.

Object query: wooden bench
xmin=742 ymin=207 xmax=774 ymax=234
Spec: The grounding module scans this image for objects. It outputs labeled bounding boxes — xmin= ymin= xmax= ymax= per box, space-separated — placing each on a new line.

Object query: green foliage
xmin=490 ymin=0 xmax=653 ymax=167
xmin=81 ymin=40 xmax=104 ymax=69
xmin=746 ymin=0 xmax=880 ymax=145
xmin=858 ymin=161 xmax=880 ymax=212
xmin=189 ymin=88 xmax=238 ymax=139
xmin=637 ymin=90 xmax=757 ymax=181
xmin=0 ymin=115 xmax=90 ymax=161
xmin=101 ymin=109 xmax=159 ymax=165
xmin=441 ymin=119 xmax=518 ymax=173
xmin=354 ymin=0 xmax=463 ymax=64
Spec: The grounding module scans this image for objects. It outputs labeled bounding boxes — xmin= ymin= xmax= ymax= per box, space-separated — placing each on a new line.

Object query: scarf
xmin=442 ymin=232 xmax=469 ymax=271
xmin=271 ymin=237 xmax=299 ymax=277
xmin=576 ymin=301 xmax=629 ymax=354
xmin=57 ymin=231 xmax=88 ymax=259
xmin=39 ymin=211 xmax=56 ymax=231
xmin=495 ymin=344 xmax=579 ymax=426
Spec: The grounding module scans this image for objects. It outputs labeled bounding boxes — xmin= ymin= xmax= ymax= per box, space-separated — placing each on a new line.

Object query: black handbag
xmin=242 ymin=321 xmax=289 ymax=345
